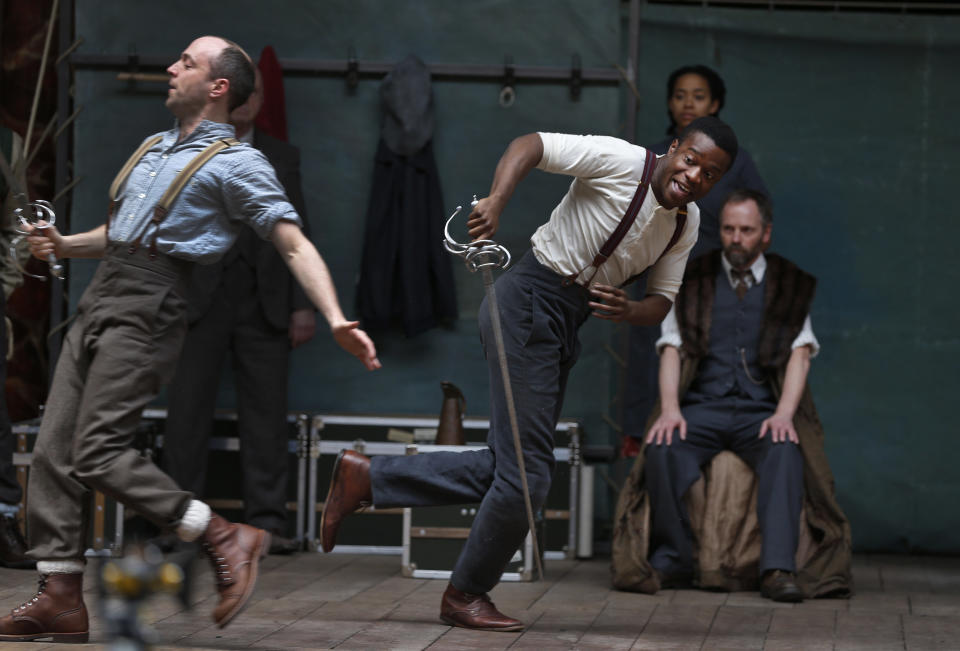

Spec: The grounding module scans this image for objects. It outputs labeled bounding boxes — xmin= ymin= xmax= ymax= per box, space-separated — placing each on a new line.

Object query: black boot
xmin=0 ymin=514 xmax=35 ymax=570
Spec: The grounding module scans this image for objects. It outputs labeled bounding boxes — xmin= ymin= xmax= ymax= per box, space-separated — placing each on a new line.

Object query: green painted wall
xmin=65 ymin=1 xmax=960 ymax=552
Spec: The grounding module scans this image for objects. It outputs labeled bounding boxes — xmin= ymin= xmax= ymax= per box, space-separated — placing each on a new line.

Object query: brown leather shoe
xmin=0 ymin=572 xmax=89 ymax=642
xmin=0 ymin=514 xmax=35 ymax=569
xmin=320 ymin=450 xmax=372 ymax=553
xmin=439 ymin=583 xmax=524 ymax=632
xmin=200 ymin=513 xmax=268 ymax=628
xmin=761 ymin=569 xmax=804 ymax=603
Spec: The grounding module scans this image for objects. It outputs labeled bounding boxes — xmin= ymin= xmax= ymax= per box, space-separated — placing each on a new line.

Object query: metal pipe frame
xmin=69 ymin=53 xmax=621 ymax=85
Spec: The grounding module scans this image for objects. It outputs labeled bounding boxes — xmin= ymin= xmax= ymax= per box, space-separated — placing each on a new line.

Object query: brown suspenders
xmin=106 ymin=136 xmax=240 ymax=257
xmin=564 ymin=149 xmax=688 ymax=288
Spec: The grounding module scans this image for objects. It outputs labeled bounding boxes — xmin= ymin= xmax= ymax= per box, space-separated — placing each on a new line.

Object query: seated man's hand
xmin=759 ymin=411 xmax=799 ymax=444
xmin=646 ymin=407 xmax=686 ymax=446
xmin=331 ymin=321 xmax=381 ymax=371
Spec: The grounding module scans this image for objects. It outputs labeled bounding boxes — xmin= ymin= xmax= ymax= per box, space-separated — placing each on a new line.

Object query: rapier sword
xmin=443 ymin=196 xmax=544 ymax=581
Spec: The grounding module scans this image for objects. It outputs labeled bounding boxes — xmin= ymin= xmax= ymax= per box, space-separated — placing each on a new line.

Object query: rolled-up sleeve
xmin=791 ymin=314 xmax=820 ymax=358
xmin=655 ymin=304 xmax=683 ymax=354
xmin=222 ymin=150 xmax=302 ymax=240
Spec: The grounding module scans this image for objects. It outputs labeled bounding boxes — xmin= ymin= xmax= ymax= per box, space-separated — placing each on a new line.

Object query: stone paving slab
xmin=1 ymin=553 xmax=960 ymax=649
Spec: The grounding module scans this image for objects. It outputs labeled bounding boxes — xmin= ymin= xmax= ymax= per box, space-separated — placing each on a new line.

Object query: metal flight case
xmin=142 ymin=407 xmax=311 ymax=547
xmin=305 ymin=413 xmax=583 ymax=572
xmin=12 ymin=418 xmax=128 ymax=557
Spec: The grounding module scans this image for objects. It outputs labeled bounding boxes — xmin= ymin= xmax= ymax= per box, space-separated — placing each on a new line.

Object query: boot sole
xmin=0 ymin=631 xmax=89 ymax=643
xmin=216 ymin=529 xmax=269 ymax=629
xmin=440 ymin=614 xmax=524 ymax=632
xmin=319 ymin=451 xmax=345 ymax=553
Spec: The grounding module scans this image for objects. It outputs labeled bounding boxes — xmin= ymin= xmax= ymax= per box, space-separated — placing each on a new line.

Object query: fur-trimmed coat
xmin=610 ymin=251 xmax=853 ymax=598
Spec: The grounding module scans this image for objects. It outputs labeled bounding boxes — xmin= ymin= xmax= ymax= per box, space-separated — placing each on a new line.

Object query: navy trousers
xmin=371 ymin=251 xmax=590 ymax=594
xmin=645 ymin=393 xmax=804 ymax=577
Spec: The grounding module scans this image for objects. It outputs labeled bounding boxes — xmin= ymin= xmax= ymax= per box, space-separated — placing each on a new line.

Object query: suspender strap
xmin=656 ymin=206 xmax=687 ymax=264
xmin=154 ymin=137 xmax=238 ymax=217
xmin=617 ymin=206 xmax=689 ymax=289
xmin=106 ymin=135 xmax=163 ymax=226
xmin=566 ymin=149 xmax=657 ymax=286
xmin=127 ymin=137 xmax=239 ymax=257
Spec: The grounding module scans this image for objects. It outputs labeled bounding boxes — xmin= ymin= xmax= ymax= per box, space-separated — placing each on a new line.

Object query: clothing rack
xmin=70 ymin=53 xmax=622 ymax=100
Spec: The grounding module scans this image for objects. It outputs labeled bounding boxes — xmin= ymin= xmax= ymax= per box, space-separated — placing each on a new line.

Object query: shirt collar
xmin=721 ymin=251 xmax=766 ymax=289
xmin=166 ymin=119 xmax=237 ymax=148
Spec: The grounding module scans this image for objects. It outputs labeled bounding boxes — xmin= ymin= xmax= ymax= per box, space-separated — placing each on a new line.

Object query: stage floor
xmin=1 ymin=551 xmax=958 ymax=649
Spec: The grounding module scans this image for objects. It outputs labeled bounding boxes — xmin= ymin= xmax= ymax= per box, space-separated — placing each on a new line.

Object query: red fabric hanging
xmin=254 ymin=45 xmax=288 ymax=142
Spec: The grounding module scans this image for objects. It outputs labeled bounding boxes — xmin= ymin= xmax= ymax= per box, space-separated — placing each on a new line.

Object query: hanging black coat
xmin=355 ymin=55 xmax=457 ymax=336
xmin=356 ymin=140 xmax=457 ymax=336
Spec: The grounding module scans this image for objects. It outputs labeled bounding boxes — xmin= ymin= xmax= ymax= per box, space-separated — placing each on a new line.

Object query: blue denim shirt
xmin=109 ymin=120 xmax=302 ymax=264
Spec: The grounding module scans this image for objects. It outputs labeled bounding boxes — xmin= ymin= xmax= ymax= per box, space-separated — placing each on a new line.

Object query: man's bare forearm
xmin=467 ymin=133 xmax=545 ymax=241
xmin=488 ymin=133 xmax=543 ymax=206
xmin=272 ymin=221 xmax=347 ymax=328
xmin=62 ymin=224 xmax=108 ymax=258
xmin=658 ymin=345 xmax=683 ymax=412
xmin=625 ymin=294 xmax=672 ymax=326
xmin=775 ymin=345 xmax=812 ymax=419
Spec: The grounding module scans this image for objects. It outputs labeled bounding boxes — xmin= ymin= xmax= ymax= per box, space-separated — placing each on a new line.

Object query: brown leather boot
xmin=320 ymin=450 xmax=372 ymax=553
xmin=439 ymin=583 xmax=524 ymax=632
xmin=0 ymin=572 xmax=89 ymax=642
xmin=200 ymin=513 xmax=268 ymax=628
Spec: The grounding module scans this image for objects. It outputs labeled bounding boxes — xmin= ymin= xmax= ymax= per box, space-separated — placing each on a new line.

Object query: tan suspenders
xmin=106 ymin=135 xmax=240 ymax=256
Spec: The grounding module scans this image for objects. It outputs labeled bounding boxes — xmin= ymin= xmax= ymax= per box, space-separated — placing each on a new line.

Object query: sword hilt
xmin=442 ymin=194 xmax=512 ymax=273
xmin=10 ymin=197 xmax=64 ymax=280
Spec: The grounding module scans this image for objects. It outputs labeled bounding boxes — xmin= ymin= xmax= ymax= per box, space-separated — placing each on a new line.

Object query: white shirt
xmin=656 ymin=252 xmax=820 ymax=357
xmin=531 ymin=133 xmax=700 ymax=301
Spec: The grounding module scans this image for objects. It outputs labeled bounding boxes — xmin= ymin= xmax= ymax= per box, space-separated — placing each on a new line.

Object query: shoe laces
xmin=201 ymin=541 xmax=234 ymax=588
xmin=12 ymin=575 xmax=47 ymax=614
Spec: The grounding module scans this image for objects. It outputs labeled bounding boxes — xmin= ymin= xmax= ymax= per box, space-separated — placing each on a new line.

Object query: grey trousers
xmin=27 ymin=245 xmax=194 ymax=560
xmin=645 ymin=394 xmax=804 ymax=576
xmin=371 ymin=251 xmax=590 ymax=594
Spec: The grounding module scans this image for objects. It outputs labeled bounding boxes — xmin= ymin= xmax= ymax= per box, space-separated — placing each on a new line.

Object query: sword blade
xmin=481 ymin=266 xmax=545 ymax=581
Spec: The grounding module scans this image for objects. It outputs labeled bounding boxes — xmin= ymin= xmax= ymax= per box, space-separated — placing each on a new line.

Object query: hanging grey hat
xmin=380 ymin=54 xmax=434 ymax=156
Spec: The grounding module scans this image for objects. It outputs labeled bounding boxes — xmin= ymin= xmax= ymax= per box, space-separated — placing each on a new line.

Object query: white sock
xmin=37 ymin=560 xmax=85 ymax=574
xmin=176 ymin=500 xmax=212 ymax=542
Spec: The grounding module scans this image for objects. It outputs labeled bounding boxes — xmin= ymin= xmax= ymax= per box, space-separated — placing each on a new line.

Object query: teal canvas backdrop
xmin=64 ymin=1 xmax=960 ymax=552
xmin=632 ymin=5 xmax=960 ymax=553
xmin=67 ymin=0 xmax=623 ymax=520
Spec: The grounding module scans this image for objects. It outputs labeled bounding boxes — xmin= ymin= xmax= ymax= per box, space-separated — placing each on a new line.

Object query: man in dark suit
xmin=162 ymin=70 xmax=315 ymax=554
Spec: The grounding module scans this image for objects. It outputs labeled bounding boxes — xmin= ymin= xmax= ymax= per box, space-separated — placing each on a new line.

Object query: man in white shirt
xmin=644 ymin=188 xmax=816 ymax=602
xmin=321 ymin=117 xmax=737 ymax=630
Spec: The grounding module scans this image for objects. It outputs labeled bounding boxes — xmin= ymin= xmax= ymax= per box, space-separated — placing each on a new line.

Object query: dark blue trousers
xmin=371 ymin=252 xmax=590 ymax=594
xmin=645 ymin=394 xmax=804 ymax=577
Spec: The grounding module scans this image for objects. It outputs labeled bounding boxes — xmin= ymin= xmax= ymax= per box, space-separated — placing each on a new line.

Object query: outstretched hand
xmin=24 ymin=221 xmax=65 ymax=261
xmin=332 ymin=321 xmax=381 ymax=371
xmin=465 ymin=196 xmax=503 ymax=242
